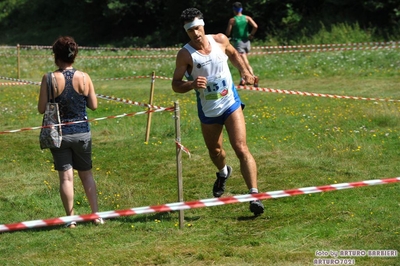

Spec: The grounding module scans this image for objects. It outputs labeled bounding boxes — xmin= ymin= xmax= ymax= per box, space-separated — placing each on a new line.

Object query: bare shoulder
xmin=76 ymin=69 xmax=87 ymax=76
xmin=177 ymin=47 xmax=190 ymax=57
xmin=246 ymin=15 xmax=257 ymax=25
xmin=75 ymin=70 xmax=92 ymax=80
xmin=176 ymin=47 xmax=192 ymax=64
xmin=212 ymin=33 xmax=230 ymax=45
xmin=41 ymin=73 xmax=48 ymax=82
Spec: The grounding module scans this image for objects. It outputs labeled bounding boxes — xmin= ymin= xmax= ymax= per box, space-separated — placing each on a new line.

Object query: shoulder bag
xmin=39 ymin=72 xmax=62 ymax=149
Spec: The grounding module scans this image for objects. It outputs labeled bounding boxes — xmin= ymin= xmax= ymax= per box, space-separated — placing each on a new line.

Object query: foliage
xmin=0 ymin=0 xmax=399 ymax=47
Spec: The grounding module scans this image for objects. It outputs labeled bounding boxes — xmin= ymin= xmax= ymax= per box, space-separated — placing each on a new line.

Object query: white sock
xmin=249 ymin=188 xmax=259 ymax=194
xmin=218 ymin=165 xmax=228 ymax=177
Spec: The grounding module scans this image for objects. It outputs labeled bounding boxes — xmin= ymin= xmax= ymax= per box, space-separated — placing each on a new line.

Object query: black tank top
xmin=55 ymin=69 xmax=90 ymax=135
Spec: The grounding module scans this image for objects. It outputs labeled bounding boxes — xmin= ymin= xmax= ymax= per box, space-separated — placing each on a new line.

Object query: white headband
xmin=184 ymin=18 xmax=205 ymax=31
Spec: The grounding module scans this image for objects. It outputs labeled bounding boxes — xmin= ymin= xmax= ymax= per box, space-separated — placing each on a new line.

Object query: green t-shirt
xmin=232 ymin=15 xmax=249 ymax=41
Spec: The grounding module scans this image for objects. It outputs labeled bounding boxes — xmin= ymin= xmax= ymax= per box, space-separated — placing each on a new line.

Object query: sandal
xmin=65 ymin=221 xmax=77 ymax=228
xmin=94 ymin=218 xmax=104 ymax=225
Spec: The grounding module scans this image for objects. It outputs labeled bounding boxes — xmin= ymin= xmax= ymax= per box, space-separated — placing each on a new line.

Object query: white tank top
xmin=184 ymin=35 xmax=235 ymax=117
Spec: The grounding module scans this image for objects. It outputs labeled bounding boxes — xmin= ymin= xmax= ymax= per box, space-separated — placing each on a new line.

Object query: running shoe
xmin=94 ymin=218 xmax=105 ymax=225
xmin=65 ymin=221 xmax=77 ymax=228
xmin=239 ymin=78 xmax=245 ymax=86
xmin=213 ymin=165 xmax=232 ymax=197
xmin=249 ymin=200 xmax=264 ymax=216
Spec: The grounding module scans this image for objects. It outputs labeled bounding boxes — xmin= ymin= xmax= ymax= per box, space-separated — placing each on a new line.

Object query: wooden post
xmin=145 ymin=71 xmax=155 ymax=142
xmin=17 ymin=44 xmax=20 ymax=79
xmin=174 ymin=101 xmax=184 ymax=229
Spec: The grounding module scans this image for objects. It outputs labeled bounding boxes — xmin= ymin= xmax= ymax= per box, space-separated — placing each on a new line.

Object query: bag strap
xmin=46 ymin=72 xmax=53 ymax=103
xmin=46 ymin=72 xmax=59 ymax=103
xmin=51 ymin=73 xmax=59 ymax=99
xmin=82 ymin=71 xmax=86 ymax=88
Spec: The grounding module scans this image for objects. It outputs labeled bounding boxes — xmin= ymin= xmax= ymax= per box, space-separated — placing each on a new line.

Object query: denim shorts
xmin=50 ymin=132 xmax=92 ymax=171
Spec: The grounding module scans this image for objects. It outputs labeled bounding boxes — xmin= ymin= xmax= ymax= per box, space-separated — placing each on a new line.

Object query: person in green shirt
xmin=226 ymin=2 xmax=259 ymax=87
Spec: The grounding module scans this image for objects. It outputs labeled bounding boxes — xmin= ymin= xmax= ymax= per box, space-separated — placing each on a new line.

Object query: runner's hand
xmin=243 ymin=74 xmax=254 ymax=85
xmin=192 ymin=76 xmax=207 ymax=89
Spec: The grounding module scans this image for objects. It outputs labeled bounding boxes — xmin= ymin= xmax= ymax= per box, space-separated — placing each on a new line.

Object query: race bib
xmin=204 ymin=77 xmax=229 ymax=100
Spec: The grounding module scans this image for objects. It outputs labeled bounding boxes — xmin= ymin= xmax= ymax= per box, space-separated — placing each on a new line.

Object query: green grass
xmin=1 ymin=44 xmax=400 ymax=265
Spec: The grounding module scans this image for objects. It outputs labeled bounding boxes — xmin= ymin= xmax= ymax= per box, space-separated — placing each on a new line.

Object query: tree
xmin=0 ymin=0 xmax=398 ymax=46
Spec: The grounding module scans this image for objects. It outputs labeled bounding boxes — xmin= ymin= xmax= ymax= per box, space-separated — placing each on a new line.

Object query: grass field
xmin=0 ymin=43 xmax=400 ymax=265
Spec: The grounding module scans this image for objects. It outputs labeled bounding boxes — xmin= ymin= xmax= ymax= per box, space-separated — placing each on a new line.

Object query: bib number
xmin=204 ymin=77 xmax=229 ymax=100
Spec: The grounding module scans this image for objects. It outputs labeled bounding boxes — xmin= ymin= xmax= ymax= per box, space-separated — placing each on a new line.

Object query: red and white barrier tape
xmin=94 ymin=75 xmax=151 ymax=81
xmin=0 ymin=177 xmax=398 ymax=233
xmin=6 ymin=45 xmax=181 ymax=51
xmin=2 ymin=75 xmax=398 ymax=104
xmin=95 ymin=94 xmax=166 ymax=109
xmin=0 ymin=76 xmax=40 ymax=85
xmin=2 ymin=42 xmax=398 ymax=59
xmin=252 ymin=41 xmax=400 ymax=50
xmin=1 ymin=54 xmax=177 ymax=59
xmin=175 ymin=140 xmax=191 ymax=157
xmin=92 ymin=75 xmax=172 ymax=82
xmin=0 ymin=75 xmax=172 ymax=85
xmin=248 ymin=44 xmax=399 ymax=56
xmin=0 ymin=107 xmax=174 ymax=134
xmin=0 ymin=82 xmax=31 ymax=86
xmin=237 ymin=85 xmax=400 ymax=102
xmin=2 ymin=75 xmax=399 ymax=105
xmin=1 ymin=41 xmax=398 ymax=51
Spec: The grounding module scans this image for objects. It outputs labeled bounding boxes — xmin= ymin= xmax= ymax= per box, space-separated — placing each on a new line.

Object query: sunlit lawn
xmin=0 ymin=45 xmax=399 ymax=265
